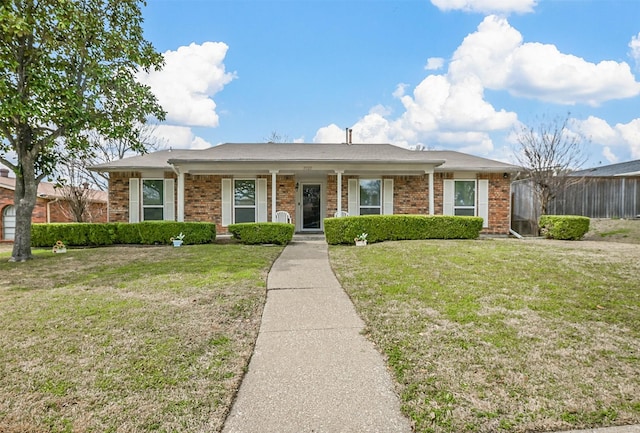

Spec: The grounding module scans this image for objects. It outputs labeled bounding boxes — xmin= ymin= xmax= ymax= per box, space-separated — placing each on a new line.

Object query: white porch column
xmin=270 ymin=170 xmax=278 ymax=221
xmin=335 ymin=170 xmax=344 ymax=216
xmin=177 ymin=171 xmax=185 ymax=222
xmin=428 ymin=170 xmax=434 ymax=216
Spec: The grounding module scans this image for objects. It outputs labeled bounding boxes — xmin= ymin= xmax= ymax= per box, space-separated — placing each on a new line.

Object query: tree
xmin=264 ymin=131 xmax=291 ymax=143
xmin=74 ymin=123 xmax=165 ymax=191
xmin=513 ymin=113 xmax=589 ymax=217
xmin=52 ymin=153 xmax=101 ymax=222
xmin=0 ymin=0 xmax=165 ymax=261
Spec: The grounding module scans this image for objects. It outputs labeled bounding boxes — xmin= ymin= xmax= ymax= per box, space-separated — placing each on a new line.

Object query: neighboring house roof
xmin=90 ymin=143 xmax=519 ymax=173
xmin=570 ymin=159 xmax=640 ymax=177
xmin=0 ymin=175 xmax=108 ymax=202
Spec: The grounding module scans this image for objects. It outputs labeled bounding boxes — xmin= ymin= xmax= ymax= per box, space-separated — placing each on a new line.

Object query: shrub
xmin=539 ymin=215 xmax=590 ymax=240
xmin=31 ymin=222 xmax=216 ymax=247
xmin=228 ymin=223 xmax=294 ymax=245
xmin=324 ymin=215 xmax=483 ymax=245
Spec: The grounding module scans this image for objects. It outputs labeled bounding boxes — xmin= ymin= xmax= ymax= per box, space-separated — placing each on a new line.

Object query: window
xmin=142 ymin=179 xmax=164 ymax=220
xmin=359 ymin=179 xmax=381 ymax=215
xmin=234 ymin=179 xmax=256 ymax=223
xmin=454 ymin=180 xmax=475 ymax=216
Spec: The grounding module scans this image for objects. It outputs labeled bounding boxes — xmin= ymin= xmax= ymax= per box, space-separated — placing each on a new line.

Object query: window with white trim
xmin=359 ymin=179 xmax=381 ymax=215
xmin=234 ymin=179 xmax=256 ymax=223
xmin=454 ymin=180 xmax=476 ymax=216
xmin=142 ymin=179 xmax=164 ymax=220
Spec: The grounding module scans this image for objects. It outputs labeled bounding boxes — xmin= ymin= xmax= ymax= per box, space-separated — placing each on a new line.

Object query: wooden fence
xmin=511 ymin=177 xmax=640 ymax=235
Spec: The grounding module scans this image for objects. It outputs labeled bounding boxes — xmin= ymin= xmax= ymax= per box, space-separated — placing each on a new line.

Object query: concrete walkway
xmin=222 ymin=236 xmax=412 ymax=433
xmin=222 ymin=235 xmax=640 ymax=433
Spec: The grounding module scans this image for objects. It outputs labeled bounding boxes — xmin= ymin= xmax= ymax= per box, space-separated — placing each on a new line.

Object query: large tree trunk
xmin=10 ymin=161 xmax=38 ymax=262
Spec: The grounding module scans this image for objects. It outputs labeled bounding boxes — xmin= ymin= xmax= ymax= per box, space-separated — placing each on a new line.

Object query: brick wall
xmin=184 ymin=174 xmax=222 ymax=230
xmin=272 ymin=175 xmax=296 ymax=223
xmin=108 ymin=172 xmax=139 ymax=223
xmin=434 ymin=172 xmax=511 ymax=235
xmin=484 ymin=173 xmax=511 ymax=235
xmin=109 ymin=171 xmax=512 ymax=235
xmin=183 ymin=174 xmax=298 ymax=233
xmin=1 ymin=187 xmax=107 ymax=241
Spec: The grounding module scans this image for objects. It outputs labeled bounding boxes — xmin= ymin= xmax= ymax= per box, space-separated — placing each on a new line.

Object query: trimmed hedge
xmin=31 ymin=222 xmax=217 ymax=247
xmin=324 ymin=215 xmax=484 ymax=245
xmin=228 ymin=223 xmax=294 ymax=245
xmin=539 ymin=215 xmax=590 ymax=240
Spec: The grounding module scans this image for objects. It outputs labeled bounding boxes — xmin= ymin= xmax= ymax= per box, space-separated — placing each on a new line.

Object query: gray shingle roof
xmin=90 ymin=143 xmax=519 ymax=172
xmin=570 ymin=159 xmax=640 ymax=177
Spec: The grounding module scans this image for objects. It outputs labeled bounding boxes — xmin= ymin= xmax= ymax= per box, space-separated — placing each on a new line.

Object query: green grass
xmin=329 ymin=239 xmax=640 ymax=433
xmin=0 ymin=244 xmax=282 ymax=433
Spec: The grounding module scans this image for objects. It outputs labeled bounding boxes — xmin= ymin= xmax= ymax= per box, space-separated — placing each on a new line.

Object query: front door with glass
xmin=301 ymin=183 xmax=321 ymax=230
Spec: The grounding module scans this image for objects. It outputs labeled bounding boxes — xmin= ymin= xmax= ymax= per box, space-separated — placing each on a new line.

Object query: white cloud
xmin=430 ymin=0 xmax=537 ymax=15
xmin=425 ymin=57 xmax=445 ymax=70
xmin=313 ymin=124 xmax=346 ymax=143
xmin=602 ymin=147 xmax=619 ymax=164
xmin=138 ymin=42 xmax=236 ymax=127
xmin=573 ymin=116 xmax=640 ymax=162
xmin=313 ymin=15 xmax=640 ymax=160
xmin=452 ymin=16 xmax=640 ymax=106
xmin=153 ymin=125 xmax=212 ymax=150
xmin=392 ymin=83 xmax=408 ymax=99
xmin=630 ymin=32 xmax=640 ymax=69
xmin=616 ymin=119 xmax=640 ymax=159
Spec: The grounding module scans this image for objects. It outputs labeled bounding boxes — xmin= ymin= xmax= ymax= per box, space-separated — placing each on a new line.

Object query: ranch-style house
xmin=90 ymin=142 xmax=519 ymax=235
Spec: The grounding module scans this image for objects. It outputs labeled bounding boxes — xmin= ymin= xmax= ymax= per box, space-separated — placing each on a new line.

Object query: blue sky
xmin=138 ymin=0 xmax=640 ymax=167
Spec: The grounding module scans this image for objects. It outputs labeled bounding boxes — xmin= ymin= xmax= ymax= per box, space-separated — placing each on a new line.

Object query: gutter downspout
xmin=509 ymin=228 xmax=524 ymax=239
xmin=46 ymin=197 xmax=60 ymax=223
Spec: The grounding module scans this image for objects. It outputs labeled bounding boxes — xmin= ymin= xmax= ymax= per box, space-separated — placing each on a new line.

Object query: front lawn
xmin=330 ymin=239 xmax=640 ymax=433
xmin=0 ymin=244 xmax=282 ymax=433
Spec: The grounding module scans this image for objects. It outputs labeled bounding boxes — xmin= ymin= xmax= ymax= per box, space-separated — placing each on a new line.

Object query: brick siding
xmin=1 ymin=187 xmax=107 ymax=241
xmin=109 ymin=172 xmax=512 ymax=235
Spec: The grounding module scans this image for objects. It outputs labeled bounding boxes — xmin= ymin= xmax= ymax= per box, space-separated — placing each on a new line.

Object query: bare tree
xmin=264 ymin=131 xmax=291 ymax=143
xmin=83 ymin=123 xmax=165 ymax=190
xmin=52 ymin=156 xmax=101 ymax=222
xmin=513 ymin=113 xmax=589 ymax=216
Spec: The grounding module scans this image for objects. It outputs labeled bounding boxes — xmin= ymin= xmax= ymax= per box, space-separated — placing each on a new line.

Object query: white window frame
xmin=443 ymin=178 xmax=489 ymax=228
xmin=359 ymin=178 xmax=382 ymax=215
xmin=453 ymin=179 xmax=476 ymax=217
xmin=142 ymin=178 xmax=165 ymax=221
xmin=233 ymin=178 xmax=257 ymax=223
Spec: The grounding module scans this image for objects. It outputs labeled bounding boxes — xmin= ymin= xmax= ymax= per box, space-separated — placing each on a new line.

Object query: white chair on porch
xmin=334 ymin=210 xmax=349 ymax=217
xmin=274 ymin=210 xmax=292 ymax=223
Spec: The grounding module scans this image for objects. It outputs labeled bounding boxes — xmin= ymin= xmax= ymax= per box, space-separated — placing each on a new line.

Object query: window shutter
xmin=222 ymin=179 xmax=232 ymax=226
xmin=163 ymin=179 xmax=175 ymax=221
xmin=348 ymin=179 xmax=359 ymax=216
xmin=256 ymin=178 xmax=267 ymax=222
xmin=129 ymin=178 xmax=140 ymax=223
xmin=478 ymin=179 xmax=489 ymax=228
xmin=383 ymin=179 xmax=394 ymax=215
xmin=443 ymin=180 xmax=454 ymax=216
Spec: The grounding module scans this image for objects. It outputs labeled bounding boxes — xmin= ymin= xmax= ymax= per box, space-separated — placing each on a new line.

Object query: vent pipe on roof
xmin=345 ymin=128 xmax=353 ymax=145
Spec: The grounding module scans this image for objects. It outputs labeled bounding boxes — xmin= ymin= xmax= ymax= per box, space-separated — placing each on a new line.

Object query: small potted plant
xmin=170 ymin=232 xmax=185 ymax=247
xmin=354 ymin=232 xmax=368 ymax=246
xmin=52 ymin=240 xmax=67 ymax=254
